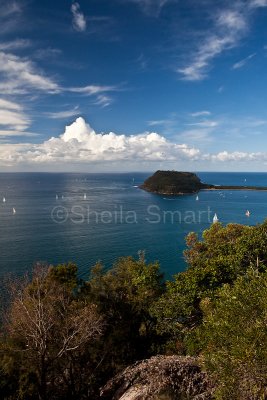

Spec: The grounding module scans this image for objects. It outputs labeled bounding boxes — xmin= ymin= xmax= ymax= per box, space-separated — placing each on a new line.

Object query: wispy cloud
xmin=0 ymin=98 xmax=30 ymax=132
xmin=69 ymin=84 xmax=117 ymax=96
xmin=45 ymin=106 xmax=80 ymax=119
xmin=232 ymin=53 xmax=256 ymax=69
xmin=0 ymin=130 xmax=38 ymax=137
xmin=0 ymin=39 xmax=32 ymax=51
xmin=71 ymin=2 xmax=86 ymax=32
xmin=187 ymin=120 xmax=218 ymax=128
xmin=147 ymin=119 xmax=171 ymax=127
xmin=0 ymin=51 xmax=60 ymax=94
xmin=177 ymin=2 xmax=266 ymax=81
xmin=249 ymin=0 xmax=267 ymax=8
xmin=0 ymin=1 xmax=22 ymax=34
xmin=123 ymin=0 xmax=170 ymax=17
xmin=94 ymin=95 xmax=113 ymax=108
xmin=190 ymin=111 xmax=211 ymax=117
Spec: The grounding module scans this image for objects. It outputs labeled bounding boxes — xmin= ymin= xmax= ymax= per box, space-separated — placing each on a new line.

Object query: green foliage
xmin=152 ymin=221 xmax=267 ymax=352
xmin=82 ymin=254 xmax=164 ymax=378
xmin=198 ymin=270 xmax=267 ymax=399
xmin=2 ymin=220 xmax=267 ymax=398
xmin=47 ymin=262 xmax=78 ymax=291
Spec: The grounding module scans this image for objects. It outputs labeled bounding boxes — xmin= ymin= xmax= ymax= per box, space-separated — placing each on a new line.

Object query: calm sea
xmin=0 ymin=172 xmax=267 ymax=279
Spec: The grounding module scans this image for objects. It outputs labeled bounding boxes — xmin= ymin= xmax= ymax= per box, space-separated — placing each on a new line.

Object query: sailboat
xmin=83 ymin=193 xmax=87 ymax=200
xmin=245 ymin=210 xmax=250 ymax=217
xmin=213 ymin=213 xmax=219 ymax=223
xmin=196 ymin=195 xmax=199 ymax=201
xmin=13 ymin=208 xmax=16 ymax=214
xmin=3 ymin=197 xmax=6 ymax=203
xmin=56 ymin=194 xmax=58 ymax=200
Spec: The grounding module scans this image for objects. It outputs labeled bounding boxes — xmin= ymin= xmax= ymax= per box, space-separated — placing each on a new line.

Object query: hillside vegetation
xmin=1 ymin=221 xmax=267 ymax=399
xmin=140 ymin=170 xmax=212 ymax=194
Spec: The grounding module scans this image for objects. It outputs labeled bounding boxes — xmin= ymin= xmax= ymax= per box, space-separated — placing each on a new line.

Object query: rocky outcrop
xmin=140 ymin=171 xmax=212 ymax=195
xmin=100 ymin=355 xmax=214 ymax=400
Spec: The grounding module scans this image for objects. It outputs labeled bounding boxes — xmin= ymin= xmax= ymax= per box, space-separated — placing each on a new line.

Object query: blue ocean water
xmin=0 ymin=172 xmax=267 ymax=279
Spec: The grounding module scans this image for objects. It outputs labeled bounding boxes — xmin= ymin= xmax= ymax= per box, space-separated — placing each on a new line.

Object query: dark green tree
xmin=82 ymin=253 xmax=164 ymax=382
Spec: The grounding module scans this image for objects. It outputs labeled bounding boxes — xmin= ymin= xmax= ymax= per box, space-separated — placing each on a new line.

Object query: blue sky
xmin=1 ymin=0 xmax=267 ymax=171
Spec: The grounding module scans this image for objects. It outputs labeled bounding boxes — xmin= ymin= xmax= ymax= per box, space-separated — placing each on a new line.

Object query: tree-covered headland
xmin=1 ymin=221 xmax=267 ymax=399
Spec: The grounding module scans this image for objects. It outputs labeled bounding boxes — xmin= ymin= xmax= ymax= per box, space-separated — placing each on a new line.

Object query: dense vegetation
xmin=1 ymin=221 xmax=267 ymax=399
xmin=140 ymin=170 xmax=212 ymax=194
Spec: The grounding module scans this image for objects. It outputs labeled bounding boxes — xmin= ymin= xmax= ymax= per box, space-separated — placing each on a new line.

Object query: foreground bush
xmin=199 ymin=270 xmax=267 ymax=399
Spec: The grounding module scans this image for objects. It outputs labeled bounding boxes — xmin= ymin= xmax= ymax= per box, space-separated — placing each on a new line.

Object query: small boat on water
xmin=3 ymin=197 xmax=6 ymax=203
xmin=56 ymin=194 xmax=58 ymax=200
xmin=84 ymin=193 xmax=87 ymax=200
xmin=13 ymin=208 xmax=16 ymax=214
xmin=213 ymin=213 xmax=219 ymax=223
xmin=245 ymin=210 xmax=250 ymax=217
xmin=196 ymin=195 xmax=199 ymax=201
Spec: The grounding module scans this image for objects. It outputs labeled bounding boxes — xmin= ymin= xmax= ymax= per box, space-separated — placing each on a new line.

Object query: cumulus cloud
xmin=210 ymin=150 xmax=266 ymax=162
xmin=2 ymin=117 xmax=267 ymax=169
xmin=71 ymin=2 xmax=86 ymax=32
xmin=0 ymin=117 xmax=201 ymax=167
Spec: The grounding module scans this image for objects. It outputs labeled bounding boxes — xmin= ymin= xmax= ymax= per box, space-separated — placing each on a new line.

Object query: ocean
xmin=0 ymin=172 xmax=267 ymax=279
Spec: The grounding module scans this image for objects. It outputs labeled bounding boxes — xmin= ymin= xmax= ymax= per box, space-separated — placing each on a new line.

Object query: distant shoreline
xmin=203 ymin=185 xmax=267 ymax=191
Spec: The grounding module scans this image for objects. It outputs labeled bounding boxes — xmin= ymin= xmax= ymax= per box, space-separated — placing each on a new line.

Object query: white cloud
xmin=0 ymin=130 xmax=38 ymax=137
xmin=0 ymin=51 xmax=60 ymax=94
xmin=210 ymin=150 xmax=265 ymax=162
xmin=147 ymin=119 xmax=170 ymax=126
xmin=177 ymin=4 xmax=265 ymax=81
xmin=2 ymin=117 xmax=267 ymax=169
xmin=187 ymin=120 xmax=218 ymax=128
xmin=69 ymin=84 xmax=117 ymax=95
xmin=0 ymin=39 xmax=32 ymax=51
xmin=0 ymin=98 xmax=22 ymax=111
xmin=94 ymin=95 xmax=112 ymax=107
xmin=0 ymin=117 xmax=201 ymax=167
xmin=249 ymin=0 xmax=267 ymax=8
xmin=232 ymin=53 xmax=256 ymax=69
xmin=71 ymin=2 xmax=86 ymax=32
xmin=190 ymin=111 xmax=211 ymax=117
xmin=0 ymin=98 xmax=30 ymax=131
xmin=45 ymin=106 xmax=80 ymax=119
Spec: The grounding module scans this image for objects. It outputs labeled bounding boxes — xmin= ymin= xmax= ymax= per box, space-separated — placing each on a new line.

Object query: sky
xmin=1 ymin=0 xmax=267 ymax=172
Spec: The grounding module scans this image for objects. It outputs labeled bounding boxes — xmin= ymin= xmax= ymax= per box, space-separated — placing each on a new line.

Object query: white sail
xmin=196 ymin=195 xmax=199 ymax=201
xmin=13 ymin=207 xmax=16 ymax=214
xmin=3 ymin=197 xmax=5 ymax=203
xmin=84 ymin=193 xmax=87 ymax=200
xmin=56 ymin=194 xmax=58 ymax=200
xmin=213 ymin=213 xmax=219 ymax=223
xmin=245 ymin=210 xmax=250 ymax=217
